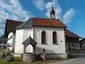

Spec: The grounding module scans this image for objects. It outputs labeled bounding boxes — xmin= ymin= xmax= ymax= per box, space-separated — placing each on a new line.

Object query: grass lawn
xmin=0 ymin=57 xmax=24 ymax=64
xmin=0 ymin=57 xmax=71 ymax=64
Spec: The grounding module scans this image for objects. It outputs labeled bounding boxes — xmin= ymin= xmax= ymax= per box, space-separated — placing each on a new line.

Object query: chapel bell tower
xmin=50 ymin=6 xmax=56 ymax=19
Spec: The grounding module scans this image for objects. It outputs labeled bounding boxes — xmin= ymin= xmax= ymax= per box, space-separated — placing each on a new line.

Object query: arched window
xmin=41 ymin=31 xmax=46 ymax=44
xmin=53 ymin=31 xmax=57 ymax=44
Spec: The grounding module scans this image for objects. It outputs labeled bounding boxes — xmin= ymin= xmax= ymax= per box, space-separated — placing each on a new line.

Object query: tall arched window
xmin=53 ymin=31 xmax=57 ymax=44
xmin=41 ymin=31 xmax=46 ymax=44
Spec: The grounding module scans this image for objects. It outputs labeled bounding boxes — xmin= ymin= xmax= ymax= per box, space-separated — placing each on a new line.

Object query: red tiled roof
xmin=5 ymin=18 xmax=80 ymax=38
xmin=65 ymin=29 xmax=81 ymax=38
xmin=32 ymin=18 xmax=67 ymax=28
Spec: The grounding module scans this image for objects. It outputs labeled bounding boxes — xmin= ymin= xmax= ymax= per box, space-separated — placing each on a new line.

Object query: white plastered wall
xmin=14 ymin=27 xmax=67 ymax=58
xmin=14 ymin=28 xmax=33 ymax=54
xmin=26 ymin=44 xmax=33 ymax=53
xmin=14 ymin=29 xmax=24 ymax=53
xmin=23 ymin=28 xmax=33 ymax=53
xmin=7 ymin=32 xmax=15 ymax=51
xmin=33 ymin=27 xmax=66 ymax=54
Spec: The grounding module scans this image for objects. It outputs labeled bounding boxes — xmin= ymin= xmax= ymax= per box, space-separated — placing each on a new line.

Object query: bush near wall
xmin=0 ymin=49 xmax=11 ymax=58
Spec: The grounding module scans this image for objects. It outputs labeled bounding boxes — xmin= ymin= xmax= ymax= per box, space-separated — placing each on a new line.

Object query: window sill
xmin=42 ymin=43 xmax=48 ymax=45
xmin=53 ymin=43 xmax=58 ymax=45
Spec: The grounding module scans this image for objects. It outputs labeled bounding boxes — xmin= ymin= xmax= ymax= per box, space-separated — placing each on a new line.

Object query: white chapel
xmin=7 ymin=7 xmax=67 ymax=58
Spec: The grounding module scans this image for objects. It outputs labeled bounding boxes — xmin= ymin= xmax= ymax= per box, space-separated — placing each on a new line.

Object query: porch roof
xmin=22 ymin=36 xmax=37 ymax=46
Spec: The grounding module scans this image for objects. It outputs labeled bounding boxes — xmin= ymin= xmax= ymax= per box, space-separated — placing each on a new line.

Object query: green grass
xmin=0 ymin=57 xmax=72 ymax=64
xmin=0 ymin=57 xmax=24 ymax=64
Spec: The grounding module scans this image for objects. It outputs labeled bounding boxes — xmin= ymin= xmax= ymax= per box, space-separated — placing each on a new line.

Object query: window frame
xmin=41 ymin=31 xmax=47 ymax=44
xmin=53 ymin=31 xmax=57 ymax=44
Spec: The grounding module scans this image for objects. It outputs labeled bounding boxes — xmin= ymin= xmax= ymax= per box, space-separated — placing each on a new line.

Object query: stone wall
xmin=23 ymin=53 xmax=35 ymax=63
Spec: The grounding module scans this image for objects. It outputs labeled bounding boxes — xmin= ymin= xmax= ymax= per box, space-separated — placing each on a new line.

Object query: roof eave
xmin=33 ymin=25 xmax=67 ymax=28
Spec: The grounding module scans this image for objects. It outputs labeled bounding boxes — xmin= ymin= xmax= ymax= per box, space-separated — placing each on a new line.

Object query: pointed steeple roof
xmin=50 ymin=5 xmax=55 ymax=15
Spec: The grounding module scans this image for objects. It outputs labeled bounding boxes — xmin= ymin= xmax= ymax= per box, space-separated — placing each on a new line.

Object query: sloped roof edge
xmin=65 ymin=29 xmax=81 ymax=38
xmin=22 ymin=36 xmax=37 ymax=46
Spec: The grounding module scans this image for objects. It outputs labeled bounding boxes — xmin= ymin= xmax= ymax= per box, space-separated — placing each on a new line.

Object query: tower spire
xmin=52 ymin=5 xmax=54 ymax=10
xmin=50 ymin=5 xmax=56 ymax=19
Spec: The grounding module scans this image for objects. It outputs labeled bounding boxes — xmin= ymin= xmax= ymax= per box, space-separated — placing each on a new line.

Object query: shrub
xmin=5 ymin=51 xmax=10 ymax=57
xmin=1 ymin=49 xmax=11 ymax=57
xmin=0 ymin=51 xmax=5 ymax=58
